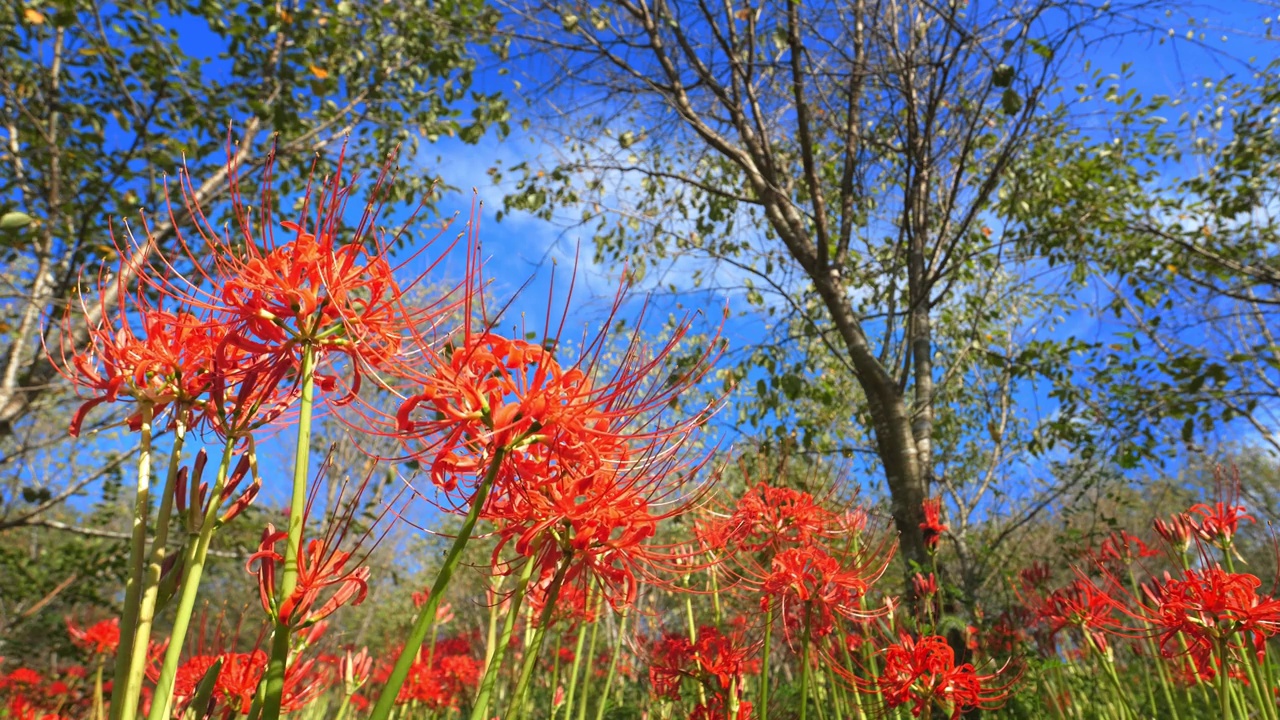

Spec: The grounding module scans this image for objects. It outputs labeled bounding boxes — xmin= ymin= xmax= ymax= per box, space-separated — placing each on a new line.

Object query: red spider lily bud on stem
xmin=174 ymin=449 xmax=258 ymax=528
xmin=913 ymin=572 xmax=938 ymax=600
xmin=920 ymin=497 xmax=947 ymax=551
xmin=1154 ymin=513 xmax=1196 ymax=554
xmin=341 ymin=648 xmax=373 ymax=695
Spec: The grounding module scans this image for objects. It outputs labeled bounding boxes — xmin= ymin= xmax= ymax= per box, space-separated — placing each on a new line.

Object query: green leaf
xmin=1000 ymin=88 xmax=1023 ymax=115
xmin=993 ymin=63 xmax=1015 ymax=88
xmin=188 ymin=657 xmax=224 ymax=718
xmin=0 ymin=211 xmax=34 ymax=230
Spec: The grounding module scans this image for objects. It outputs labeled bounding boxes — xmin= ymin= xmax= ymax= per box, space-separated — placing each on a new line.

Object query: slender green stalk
xmin=759 ymin=599 xmax=772 ymax=720
xmin=471 ymin=559 xmax=537 ymax=720
xmin=483 ymin=574 xmax=505 ymax=677
xmin=683 ymin=585 xmax=708 ymax=707
xmin=800 ymin=605 xmax=811 ymax=720
xmin=1235 ymin=635 xmax=1277 ymax=720
xmin=507 ymin=557 xmax=573 ymax=720
xmin=593 ymin=607 xmax=629 ymax=720
xmin=368 ymin=447 xmax=509 ymax=720
xmin=93 ymin=657 xmax=105 ymax=720
xmin=575 ymin=594 xmax=602 ymax=720
xmin=109 ymin=401 xmax=154 ymax=720
xmin=260 ymin=346 xmax=318 ymax=720
xmin=146 ymin=439 xmax=238 ymax=720
xmin=121 ymin=416 xmax=186 ymax=720
xmin=1217 ymin=639 xmax=1234 ymax=720
xmin=334 ymin=694 xmax=352 ymax=720
xmin=563 ymin=609 xmax=590 ymax=719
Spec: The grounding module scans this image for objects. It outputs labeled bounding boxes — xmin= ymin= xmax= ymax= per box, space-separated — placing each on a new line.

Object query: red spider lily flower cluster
xmin=874 ymin=633 xmax=1014 ymax=719
xmin=1 ymin=663 xmax=93 ymax=720
xmin=1132 ymin=566 xmax=1280 ymax=662
xmin=57 ymin=142 xmax=460 ymax=442
xmin=919 ymin=497 xmax=948 ymax=551
xmin=1095 ymin=531 xmax=1160 ymax=565
xmin=912 ymin=572 xmax=938 ymax=600
xmin=376 ymin=636 xmax=482 ymax=710
xmin=66 ymin=618 xmax=120 ymax=656
xmin=1024 ymin=577 xmax=1125 ymax=653
xmin=648 ymin=625 xmax=757 ymax=713
xmin=391 ymin=273 xmax=722 ymax=610
xmin=247 ymin=459 xmax=389 ymax=630
xmin=758 ymin=546 xmax=884 ymax=639
xmin=1153 ymin=512 xmax=1196 ymax=554
xmin=697 ymin=481 xmax=845 ymax=553
xmin=1187 ymin=467 xmax=1255 ymax=549
xmin=156 ymin=650 xmax=323 ymax=719
xmin=699 ymin=476 xmax=895 ymax=647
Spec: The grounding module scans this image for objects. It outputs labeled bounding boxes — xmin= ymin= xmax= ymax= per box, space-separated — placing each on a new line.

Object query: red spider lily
xmin=55 ymin=291 xmax=226 ymax=437
xmin=913 ymin=573 xmax=938 ymax=600
xmin=1187 ymin=466 xmax=1254 ymax=548
xmin=163 ymin=650 xmax=323 ymax=719
xmin=982 ymin=610 xmax=1032 ymax=657
xmin=410 ymin=589 xmax=455 ymax=623
xmin=247 ymin=459 xmax=390 ymax=629
xmin=1026 ymin=578 xmax=1126 ymax=652
xmin=336 ymin=647 xmax=373 ymax=695
xmin=394 ymin=283 xmax=720 ymax=608
xmin=392 ymin=258 xmax=720 ymax=480
xmin=1018 ymin=562 xmax=1052 ymax=594
xmin=65 ymin=618 xmax=120 ymax=655
xmin=697 ymin=480 xmax=845 ymax=554
xmin=377 ymin=638 xmax=482 ymax=710
xmin=1137 ymin=566 xmax=1280 ymax=656
xmin=873 ymin=633 xmax=1015 ymax=719
xmin=1153 ymin=513 xmax=1196 ymax=554
xmin=920 ymin=497 xmax=947 ymax=551
xmin=756 ymin=545 xmax=890 ymax=641
xmin=149 ymin=143 xmax=469 ymax=405
xmin=647 ymin=625 xmax=757 ymax=705
xmin=1095 ymin=531 xmax=1160 ymax=565
xmin=525 ymin=579 xmax=598 ymax=629
xmin=6 ymin=668 xmax=42 ymax=687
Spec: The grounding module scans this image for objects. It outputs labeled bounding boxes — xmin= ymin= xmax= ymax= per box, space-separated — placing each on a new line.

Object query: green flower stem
xmin=594 ymin=607 xmax=629 ymax=720
xmin=261 ymin=345 xmax=318 ymax=720
xmin=800 ymin=605 xmax=811 ymax=720
xmin=110 ymin=401 xmax=154 ymax=720
xmin=759 ymin=599 xmax=772 ymax=720
xmin=146 ymin=438 xmax=238 ymax=720
xmin=683 ymin=582 xmax=708 ymax=708
xmin=120 ymin=416 xmax=186 ymax=720
xmin=93 ymin=657 xmax=105 ymax=720
xmin=1236 ymin=635 xmax=1277 ymax=720
xmin=482 ymin=574 xmax=505 ymax=677
xmin=1217 ymin=638 xmax=1234 ymax=720
xmin=471 ymin=558 xmax=537 ymax=720
xmin=575 ymin=593 xmax=602 ymax=720
xmin=563 ymin=610 xmax=589 ymax=720
xmin=507 ymin=556 xmax=573 ymax=720
xmin=368 ymin=446 xmax=509 ymax=720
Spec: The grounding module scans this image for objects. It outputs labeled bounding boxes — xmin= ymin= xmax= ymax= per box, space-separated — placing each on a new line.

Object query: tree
xmin=1005 ymin=59 xmax=1280 ymax=464
xmin=0 ymin=0 xmax=510 ymax=519
xmin=493 ymin=0 xmax=1157 ymax=572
